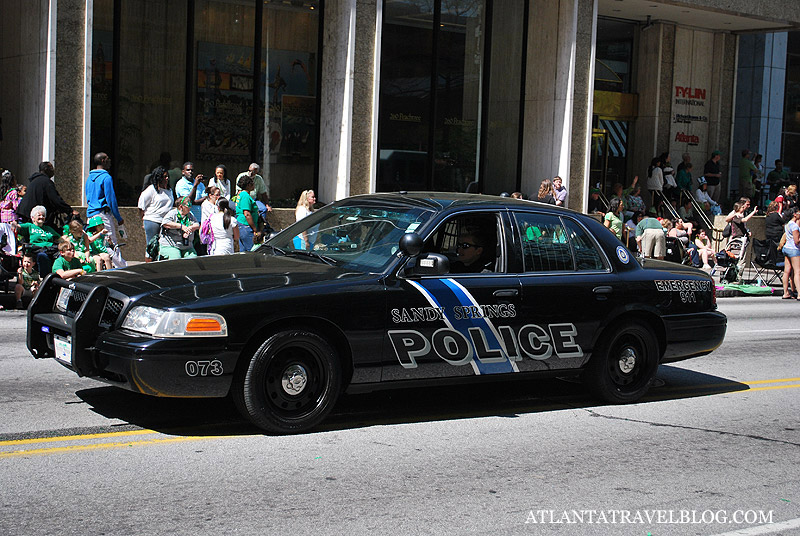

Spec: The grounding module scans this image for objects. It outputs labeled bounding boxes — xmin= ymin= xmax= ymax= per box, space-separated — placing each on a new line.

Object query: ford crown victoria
xmin=27 ymin=193 xmax=726 ymax=433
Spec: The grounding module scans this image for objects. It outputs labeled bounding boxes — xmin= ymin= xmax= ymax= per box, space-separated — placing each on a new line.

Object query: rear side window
xmin=563 ymin=218 xmax=606 ymax=271
xmin=514 ymin=213 xmax=574 ymax=272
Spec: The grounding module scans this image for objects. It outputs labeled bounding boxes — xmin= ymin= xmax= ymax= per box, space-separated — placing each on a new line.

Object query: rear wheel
xmin=233 ymin=330 xmax=341 ymax=434
xmin=585 ymin=322 xmax=659 ymax=404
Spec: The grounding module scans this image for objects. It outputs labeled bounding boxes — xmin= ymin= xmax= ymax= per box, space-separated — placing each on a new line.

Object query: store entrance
xmin=590 ymin=129 xmax=610 ymax=195
xmin=590 ymin=120 xmax=629 ymax=198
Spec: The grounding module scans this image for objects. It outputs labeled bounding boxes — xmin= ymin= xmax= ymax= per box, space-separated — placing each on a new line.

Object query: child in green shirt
xmin=15 ymin=252 xmax=41 ymax=309
xmin=66 ymin=219 xmax=112 ymax=272
xmin=85 ymin=215 xmax=113 ymax=269
xmin=52 ymin=239 xmax=87 ymax=280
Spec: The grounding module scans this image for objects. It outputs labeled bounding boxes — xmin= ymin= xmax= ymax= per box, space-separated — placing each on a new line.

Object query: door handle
xmin=593 ymin=286 xmax=613 ymax=300
xmin=493 ymin=289 xmax=519 ymax=298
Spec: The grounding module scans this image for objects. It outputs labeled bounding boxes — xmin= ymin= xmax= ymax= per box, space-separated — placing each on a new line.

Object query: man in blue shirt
xmin=174 ymin=161 xmax=207 ymax=222
xmin=85 ymin=152 xmax=126 ymax=267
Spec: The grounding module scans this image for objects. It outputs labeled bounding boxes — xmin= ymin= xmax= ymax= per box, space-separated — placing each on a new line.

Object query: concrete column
xmin=732 ymin=33 xmax=787 ymax=196
xmin=318 ymin=0 xmax=356 ymax=204
xmin=54 ymin=0 xmax=88 ymax=206
xmin=520 ymin=0 xmax=578 ymax=198
xmin=0 ymin=0 xmax=50 ymax=182
xmin=630 ymin=22 xmax=670 ymax=184
xmin=570 ymin=0 xmax=597 ymax=211
xmin=349 ymin=0 xmax=380 ymax=196
xmin=709 ymin=32 xmax=738 ymax=200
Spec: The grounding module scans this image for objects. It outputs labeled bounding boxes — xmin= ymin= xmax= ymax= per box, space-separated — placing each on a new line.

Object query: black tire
xmin=585 ymin=322 xmax=659 ymax=404
xmin=233 ymin=330 xmax=341 ymax=434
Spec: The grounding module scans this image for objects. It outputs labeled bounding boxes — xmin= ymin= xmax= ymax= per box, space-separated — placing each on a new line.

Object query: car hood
xmin=80 ymin=252 xmax=374 ymax=306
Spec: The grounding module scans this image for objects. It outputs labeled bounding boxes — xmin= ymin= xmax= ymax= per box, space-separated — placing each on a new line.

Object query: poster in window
xmin=196 ymin=42 xmax=254 ymax=160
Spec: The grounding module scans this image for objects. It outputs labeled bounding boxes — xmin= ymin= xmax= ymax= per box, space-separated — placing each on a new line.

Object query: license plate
xmin=54 ymin=334 xmax=72 ymax=366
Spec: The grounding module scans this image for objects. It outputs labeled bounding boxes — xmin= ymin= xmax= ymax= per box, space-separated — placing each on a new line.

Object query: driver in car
xmin=450 ymin=230 xmax=493 ymax=273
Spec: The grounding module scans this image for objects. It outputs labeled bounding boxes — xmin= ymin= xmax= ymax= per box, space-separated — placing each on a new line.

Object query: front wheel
xmin=584 ymin=322 xmax=659 ymax=404
xmin=233 ymin=330 xmax=341 ymax=434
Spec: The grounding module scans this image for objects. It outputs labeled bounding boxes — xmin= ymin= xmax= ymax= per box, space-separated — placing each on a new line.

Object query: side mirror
xmin=398 ymin=232 xmax=423 ymax=257
xmin=404 ymin=253 xmax=450 ymax=277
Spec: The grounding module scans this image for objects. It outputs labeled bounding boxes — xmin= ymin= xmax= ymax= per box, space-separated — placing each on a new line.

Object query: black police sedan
xmin=27 ymin=193 xmax=726 ymax=433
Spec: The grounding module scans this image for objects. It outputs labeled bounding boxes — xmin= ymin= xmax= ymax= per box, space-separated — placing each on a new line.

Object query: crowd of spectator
xmin=0 ymin=157 xmax=316 ymax=310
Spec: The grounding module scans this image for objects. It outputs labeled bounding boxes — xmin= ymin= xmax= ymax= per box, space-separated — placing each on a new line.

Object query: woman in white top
xmin=137 ymin=166 xmax=174 ymax=262
xmin=295 ymin=189 xmax=316 ymax=221
xmin=295 ymin=189 xmax=316 ymax=250
xmin=208 ymin=164 xmax=231 ymax=200
xmin=209 ymin=198 xmax=239 ymax=256
xmin=201 ymin=186 xmax=220 ymax=224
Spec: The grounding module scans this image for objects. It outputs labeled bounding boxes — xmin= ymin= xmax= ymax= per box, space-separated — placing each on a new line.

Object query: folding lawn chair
xmin=750 ymin=238 xmax=784 ymax=286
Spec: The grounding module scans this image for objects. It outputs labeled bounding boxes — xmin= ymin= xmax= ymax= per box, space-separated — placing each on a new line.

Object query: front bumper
xmin=660 ymin=310 xmax=727 ymax=363
xmin=27 ymin=275 xmax=236 ymax=397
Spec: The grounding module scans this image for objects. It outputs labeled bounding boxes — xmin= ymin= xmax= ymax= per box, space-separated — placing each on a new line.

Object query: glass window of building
xmin=90 ymin=0 xmax=114 ymax=166
xmin=594 ymin=18 xmax=634 ymax=93
xmin=782 ymin=32 xmax=800 ymax=174
xmin=195 ymin=1 xmax=319 ymax=206
xmin=89 ymin=1 xmax=320 ymax=206
xmin=194 ymin=0 xmax=258 ymax=194
xmin=591 ymin=18 xmax=636 ymax=195
xmin=378 ymin=1 xmax=525 ymax=195
xmin=117 ymin=1 xmax=188 ymax=205
xmin=259 ymin=3 xmax=319 ymax=206
xmin=378 ymin=1 xmax=435 ymax=193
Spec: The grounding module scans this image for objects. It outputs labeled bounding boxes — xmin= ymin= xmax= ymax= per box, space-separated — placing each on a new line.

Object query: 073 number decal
xmin=185 ymin=360 xmax=224 ymax=377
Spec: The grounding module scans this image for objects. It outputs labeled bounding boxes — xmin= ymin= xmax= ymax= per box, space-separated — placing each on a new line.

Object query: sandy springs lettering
xmin=391 ymin=304 xmax=516 ymax=323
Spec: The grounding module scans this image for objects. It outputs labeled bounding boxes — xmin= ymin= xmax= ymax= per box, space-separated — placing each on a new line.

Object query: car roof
xmin=337 ymin=191 xmax=585 ymax=216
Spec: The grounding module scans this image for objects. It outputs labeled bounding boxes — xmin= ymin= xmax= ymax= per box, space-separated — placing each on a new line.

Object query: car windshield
xmin=265 ymin=202 xmax=434 ymax=272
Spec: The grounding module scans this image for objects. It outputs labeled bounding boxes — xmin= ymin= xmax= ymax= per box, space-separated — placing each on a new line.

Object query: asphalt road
xmin=1 ymin=297 xmax=799 ymax=536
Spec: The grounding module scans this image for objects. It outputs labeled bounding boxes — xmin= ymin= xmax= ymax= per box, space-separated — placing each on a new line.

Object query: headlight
xmin=121 ymin=306 xmax=228 ymax=338
xmin=55 ymin=288 xmax=72 ymax=313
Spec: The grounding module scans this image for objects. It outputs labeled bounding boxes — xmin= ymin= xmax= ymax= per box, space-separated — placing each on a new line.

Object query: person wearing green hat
xmin=703 ymin=150 xmax=723 ymax=202
xmin=85 ymin=215 xmax=114 ymax=268
xmin=159 ymin=196 xmax=200 ymax=259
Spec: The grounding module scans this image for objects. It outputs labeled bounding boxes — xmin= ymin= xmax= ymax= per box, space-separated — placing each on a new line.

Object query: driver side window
xmin=425 ymin=213 xmax=501 ymax=274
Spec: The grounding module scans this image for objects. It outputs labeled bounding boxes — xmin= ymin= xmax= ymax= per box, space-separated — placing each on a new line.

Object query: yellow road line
xmin=0 ymin=429 xmax=157 ymax=447
xmin=660 ymin=377 xmax=800 ymax=392
xmin=745 ymin=383 xmax=800 ymax=392
xmin=0 ymin=435 xmax=230 ymax=459
xmin=746 ymin=377 xmax=800 ymax=385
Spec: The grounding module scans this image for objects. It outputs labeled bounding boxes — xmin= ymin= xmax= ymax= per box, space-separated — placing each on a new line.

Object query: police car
xmin=27 ymin=192 xmax=726 ymax=433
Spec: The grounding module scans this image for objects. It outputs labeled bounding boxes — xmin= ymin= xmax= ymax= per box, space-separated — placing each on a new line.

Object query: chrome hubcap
xmin=618 ymin=347 xmax=637 ymax=374
xmin=281 ymin=364 xmax=308 ymax=395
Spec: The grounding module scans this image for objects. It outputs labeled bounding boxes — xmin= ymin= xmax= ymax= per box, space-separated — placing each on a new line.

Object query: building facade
xmin=2 ymin=1 xmax=800 ymax=243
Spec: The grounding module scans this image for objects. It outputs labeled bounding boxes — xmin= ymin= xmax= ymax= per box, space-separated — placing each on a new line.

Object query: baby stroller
xmin=711 ymin=236 xmax=748 ymax=283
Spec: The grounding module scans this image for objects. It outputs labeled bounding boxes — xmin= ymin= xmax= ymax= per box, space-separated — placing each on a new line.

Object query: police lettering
xmin=388 ymin=323 xmax=583 ymax=368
